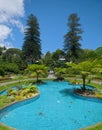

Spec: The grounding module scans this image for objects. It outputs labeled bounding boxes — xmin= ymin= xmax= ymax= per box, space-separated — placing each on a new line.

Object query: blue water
xmin=0 ymin=81 xmax=102 ymax=130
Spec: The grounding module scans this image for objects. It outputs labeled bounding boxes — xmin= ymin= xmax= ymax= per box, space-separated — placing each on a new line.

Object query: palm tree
xmin=27 ymin=64 xmax=48 ymax=82
xmin=81 ymin=71 xmax=89 ymax=91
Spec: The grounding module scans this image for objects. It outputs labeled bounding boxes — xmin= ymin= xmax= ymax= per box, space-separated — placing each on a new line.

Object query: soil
xmin=74 ymin=88 xmax=95 ymax=98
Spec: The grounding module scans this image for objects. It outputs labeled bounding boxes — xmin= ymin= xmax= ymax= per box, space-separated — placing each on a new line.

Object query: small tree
xmin=27 ymin=64 xmax=48 ymax=82
xmin=81 ymin=71 xmax=89 ymax=91
xmin=73 ymin=61 xmax=92 ymax=90
xmin=54 ymin=68 xmax=66 ymax=80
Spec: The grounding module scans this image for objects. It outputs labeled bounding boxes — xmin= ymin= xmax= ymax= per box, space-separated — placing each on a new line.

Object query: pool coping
xmin=73 ymin=91 xmax=102 ymax=103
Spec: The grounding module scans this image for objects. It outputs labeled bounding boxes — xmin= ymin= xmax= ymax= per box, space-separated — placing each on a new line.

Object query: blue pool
xmin=0 ymin=81 xmax=102 ymax=130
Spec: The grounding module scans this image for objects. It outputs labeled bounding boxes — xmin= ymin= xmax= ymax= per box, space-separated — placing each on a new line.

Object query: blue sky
xmin=0 ymin=0 xmax=102 ymax=53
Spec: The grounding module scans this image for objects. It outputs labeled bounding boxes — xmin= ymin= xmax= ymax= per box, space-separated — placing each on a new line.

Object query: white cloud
xmin=0 ymin=25 xmax=13 ymax=48
xmin=0 ymin=25 xmax=12 ymax=41
xmin=0 ymin=0 xmax=25 ymax=48
xmin=10 ymin=19 xmax=24 ymax=33
xmin=0 ymin=0 xmax=24 ymax=22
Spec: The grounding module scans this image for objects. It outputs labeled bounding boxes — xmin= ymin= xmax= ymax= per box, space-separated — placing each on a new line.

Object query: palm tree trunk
xmin=36 ymin=73 xmax=39 ymax=82
xmin=82 ymin=77 xmax=86 ymax=91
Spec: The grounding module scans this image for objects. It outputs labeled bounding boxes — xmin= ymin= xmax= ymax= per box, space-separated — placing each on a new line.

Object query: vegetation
xmin=54 ymin=68 xmax=66 ymax=81
xmin=82 ymin=123 xmax=102 ymax=130
xmin=27 ymin=64 xmax=48 ymax=82
xmin=0 ymin=123 xmax=15 ymax=130
xmin=0 ymin=13 xmax=102 ymax=130
xmin=22 ymin=14 xmax=41 ymax=64
xmin=64 ymin=13 xmax=82 ymax=62
xmin=0 ymin=84 xmax=39 ymax=108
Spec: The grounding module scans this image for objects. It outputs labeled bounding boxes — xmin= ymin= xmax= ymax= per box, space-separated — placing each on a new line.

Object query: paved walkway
xmin=0 ymin=78 xmax=34 ymax=86
xmin=91 ymin=80 xmax=102 ymax=85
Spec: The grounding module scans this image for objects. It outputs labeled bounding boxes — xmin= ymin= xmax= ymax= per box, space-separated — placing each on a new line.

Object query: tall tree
xmin=64 ymin=13 xmax=82 ymax=62
xmin=22 ymin=14 xmax=41 ymax=64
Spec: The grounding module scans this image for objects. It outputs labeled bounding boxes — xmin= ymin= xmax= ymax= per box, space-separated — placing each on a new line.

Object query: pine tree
xmin=64 ymin=13 xmax=82 ymax=62
xmin=22 ymin=14 xmax=41 ymax=63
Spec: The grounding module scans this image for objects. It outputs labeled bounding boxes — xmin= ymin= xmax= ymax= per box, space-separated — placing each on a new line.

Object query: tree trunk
xmin=36 ymin=73 xmax=39 ymax=82
xmin=82 ymin=77 xmax=86 ymax=91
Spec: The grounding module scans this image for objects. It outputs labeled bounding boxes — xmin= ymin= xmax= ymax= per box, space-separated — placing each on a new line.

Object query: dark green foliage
xmin=1 ymin=48 xmax=26 ymax=71
xmin=53 ymin=61 xmax=67 ymax=68
xmin=44 ymin=51 xmax=54 ymax=69
xmin=22 ymin=14 xmax=41 ymax=63
xmin=78 ymin=49 xmax=98 ymax=62
xmin=2 ymin=48 xmax=22 ymax=62
xmin=64 ymin=13 xmax=82 ymax=62
xmin=52 ymin=49 xmax=65 ymax=61
xmin=0 ymin=62 xmax=19 ymax=74
xmin=0 ymin=46 xmax=6 ymax=55
xmin=43 ymin=50 xmax=66 ymax=69
xmin=95 ymin=46 xmax=102 ymax=58
xmin=5 ymin=63 xmax=19 ymax=74
xmin=0 ymin=67 xmax=5 ymax=76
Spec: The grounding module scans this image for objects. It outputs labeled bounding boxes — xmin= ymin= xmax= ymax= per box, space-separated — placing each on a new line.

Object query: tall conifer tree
xmin=64 ymin=13 xmax=82 ymax=62
xmin=22 ymin=14 xmax=41 ymax=63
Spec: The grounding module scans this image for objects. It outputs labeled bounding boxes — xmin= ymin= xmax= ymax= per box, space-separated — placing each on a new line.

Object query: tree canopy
xmin=22 ymin=14 xmax=41 ymax=64
xmin=27 ymin=64 xmax=48 ymax=82
xmin=64 ymin=13 xmax=82 ymax=62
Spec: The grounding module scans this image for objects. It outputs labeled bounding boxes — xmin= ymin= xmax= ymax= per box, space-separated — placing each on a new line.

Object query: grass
xmin=0 ymin=95 xmax=13 ymax=108
xmin=87 ymin=82 xmax=102 ymax=90
xmin=81 ymin=123 xmax=102 ymax=130
xmin=0 ymin=80 xmax=35 ymax=92
xmin=67 ymin=78 xmax=102 ymax=90
xmin=0 ymin=123 xmax=15 ymax=130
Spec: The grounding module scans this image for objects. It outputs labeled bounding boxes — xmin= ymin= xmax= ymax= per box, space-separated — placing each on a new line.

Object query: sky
xmin=0 ymin=0 xmax=102 ymax=53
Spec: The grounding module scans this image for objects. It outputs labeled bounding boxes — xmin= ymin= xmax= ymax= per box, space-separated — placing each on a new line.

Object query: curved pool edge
xmin=73 ymin=91 xmax=102 ymax=103
xmin=0 ymin=81 xmax=102 ymax=130
xmin=0 ymin=122 xmax=17 ymax=130
xmin=0 ymin=92 xmax=40 ymax=119
xmin=80 ymin=122 xmax=102 ymax=130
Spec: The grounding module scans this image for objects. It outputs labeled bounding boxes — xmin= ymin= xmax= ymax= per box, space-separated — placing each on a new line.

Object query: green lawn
xmin=81 ymin=123 xmax=102 ymax=130
xmin=0 ymin=95 xmax=12 ymax=108
xmin=0 ymin=123 xmax=15 ymax=130
xmin=68 ymin=78 xmax=102 ymax=90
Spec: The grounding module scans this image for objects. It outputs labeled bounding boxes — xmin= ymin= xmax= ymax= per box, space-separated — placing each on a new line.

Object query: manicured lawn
xmin=68 ymin=78 xmax=102 ymax=90
xmin=0 ymin=80 xmax=34 ymax=92
xmin=87 ymin=82 xmax=102 ymax=90
xmin=82 ymin=123 xmax=102 ymax=130
xmin=0 ymin=123 xmax=15 ymax=130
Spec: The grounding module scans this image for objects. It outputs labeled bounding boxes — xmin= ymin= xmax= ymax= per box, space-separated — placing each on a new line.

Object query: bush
xmin=0 ymin=68 xmax=5 ymax=76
